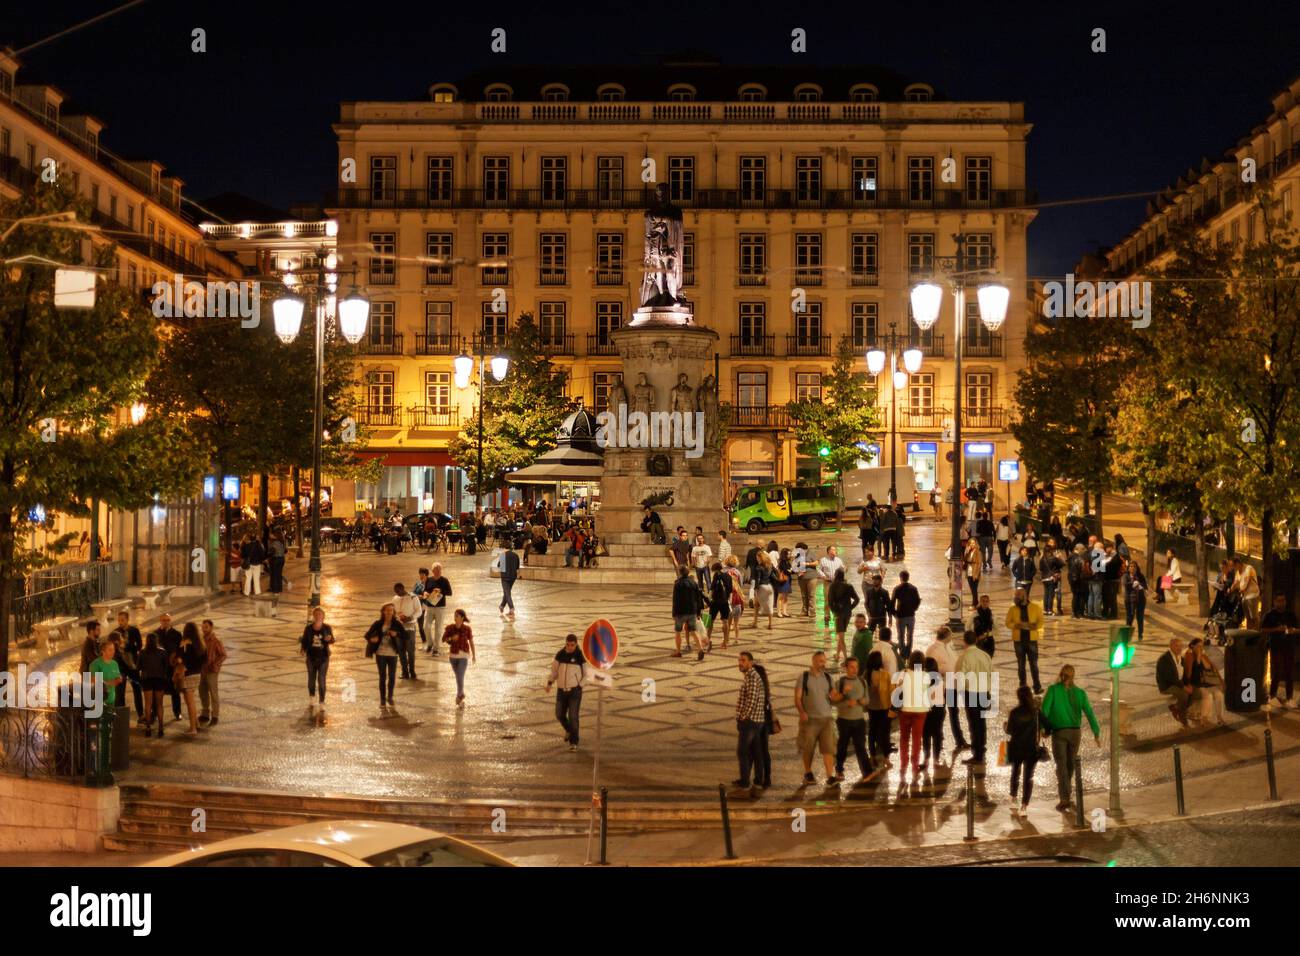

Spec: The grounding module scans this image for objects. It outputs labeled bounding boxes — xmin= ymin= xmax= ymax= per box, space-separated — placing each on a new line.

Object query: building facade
xmin=328 ymin=60 xmax=1036 ymax=513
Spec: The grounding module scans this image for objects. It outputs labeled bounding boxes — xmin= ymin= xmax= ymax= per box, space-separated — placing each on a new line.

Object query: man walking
xmin=671 ymin=565 xmax=707 ymax=660
xmin=417 ymin=564 xmax=451 ymax=655
xmin=242 ymin=534 xmax=266 ymax=596
xmin=732 ymin=652 xmax=767 ymax=798
xmin=955 ymin=630 xmax=994 ymax=765
xmin=975 ymin=511 xmax=995 ymax=571
xmin=794 ymin=651 xmax=837 ymax=785
xmin=393 ymin=582 xmax=421 ymax=680
xmin=1068 ymin=543 xmax=1088 ymax=618
xmin=925 ymin=626 xmax=968 ymax=756
xmin=829 ymin=656 xmax=870 ymax=784
xmin=889 ymin=570 xmax=921 ymax=659
xmin=1005 ymin=588 xmax=1043 ymax=694
xmin=546 ymin=634 xmax=586 ymax=751
xmin=877 ymin=506 xmax=900 ymax=561
xmin=1263 ymin=593 xmax=1299 ymax=709
xmin=817 ymin=546 xmax=845 ymax=626
xmin=499 ymin=541 xmax=520 ymax=620
xmin=198 ymin=619 xmax=226 ymax=727
xmin=863 ymin=573 xmax=890 ymax=634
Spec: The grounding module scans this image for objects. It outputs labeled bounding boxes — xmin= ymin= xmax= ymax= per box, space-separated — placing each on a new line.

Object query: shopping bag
xmin=997 ymin=740 xmax=1009 ymax=767
xmin=1160 ymin=574 xmax=1173 ymax=591
xmin=701 ymin=611 xmax=712 ymax=631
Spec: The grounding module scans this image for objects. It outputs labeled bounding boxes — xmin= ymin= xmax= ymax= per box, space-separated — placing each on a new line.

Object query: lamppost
xmin=454 ymin=340 xmax=509 ymax=509
xmin=866 ymin=321 xmax=923 ymax=505
xmin=272 ymin=256 xmax=371 ymax=610
xmin=909 ymin=235 xmax=1009 ymax=627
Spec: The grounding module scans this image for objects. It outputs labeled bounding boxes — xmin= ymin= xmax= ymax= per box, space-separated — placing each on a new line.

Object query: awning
xmin=352 ymin=449 xmax=456 ymax=467
xmin=507 ymin=461 xmax=604 ymax=485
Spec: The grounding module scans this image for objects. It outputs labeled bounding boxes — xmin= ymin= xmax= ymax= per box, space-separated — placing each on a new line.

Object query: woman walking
xmin=365 ymin=603 xmax=404 ymax=709
xmin=442 ymin=609 xmax=476 ymax=708
xmin=268 ymin=530 xmax=288 ymax=593
xmin=723 ymin=555 xmax=745 ymax=643
xmin=922 ymin=655 xmax=945 ymax=769
xmin=1005 ymin=685 xmax=1041 ymax=814
xmin=751 ymin=550 xmax=776 ymax=631
xmin=1040 ymin=664 xmax=1101 ymax=812
xmin=774 ymin=548 xmax=794 ymax=617
xmin=1123 ymin=559 xmax=1148 ymax=640
xmin=963 ymin=537 xmax=982 ymax=608
xmin=827 ymin=568 xmax=860 ymax=665
xmin=299 ymin=607 xmax=334 ymax=710
xmin=897 ymin=650 xmax=930 ymax=785
xmin=176 ymin=622 xmax=205 ymax=736
xmin=138 ymin=632 xmax=170 ymax=737
xmin=706 ymin=562 xmax=733 ymax=650
xmin=865 ymin=650 xmax=894 ymax=769
xmin=996 ymin=516 xmax=1012 ymax=569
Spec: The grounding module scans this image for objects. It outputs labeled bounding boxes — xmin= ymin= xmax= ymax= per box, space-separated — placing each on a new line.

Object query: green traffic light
xmin=1108 ymin=624 xmax=1135 ymax=669
xmin=818 ymin=446 xmax=830 ymax=457
xmin=1109 ymin=643 xmax=1127 ymax=668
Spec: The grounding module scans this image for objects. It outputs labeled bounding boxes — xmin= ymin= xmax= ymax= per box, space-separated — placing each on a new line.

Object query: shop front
xmin=963 ymin=441 xmax=996 ymax=487
xmin=906 ymin=441 xmax=938 ymax=492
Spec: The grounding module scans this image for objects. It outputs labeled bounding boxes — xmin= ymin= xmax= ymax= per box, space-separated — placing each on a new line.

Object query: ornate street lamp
xmin=867 ymin=321 xmax=923 ymax=506
xmin=455 ymin=343 xmax=510 ymax=508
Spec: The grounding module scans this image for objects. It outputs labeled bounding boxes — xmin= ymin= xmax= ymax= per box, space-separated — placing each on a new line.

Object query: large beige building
xmin=329 ymin=58 xmax=1037 ymax=515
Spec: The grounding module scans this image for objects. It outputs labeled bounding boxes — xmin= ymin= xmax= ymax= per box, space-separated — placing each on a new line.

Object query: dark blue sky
xmin=4 ymin=0 xmax=1297 ymax=276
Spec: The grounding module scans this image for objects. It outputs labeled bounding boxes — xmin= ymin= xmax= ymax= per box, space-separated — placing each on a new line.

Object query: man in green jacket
xmin=1040 ymin=664 xmax=1101 ymax=811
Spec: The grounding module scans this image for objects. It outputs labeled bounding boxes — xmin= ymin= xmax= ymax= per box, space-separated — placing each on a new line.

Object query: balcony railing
xmin=328 ymin=186 xmax=1038 ymax=213
xmin=357 ymin=334 xmax=404 ymax=356
xmin=408 ymin=406 xmax=461 ymax=429
xmin=906 ymin=334 xmax=945 ymax=358
xmin=424 ymin=269 xmax=453 ymax=285
xmin=481 ymin=268 xmax=509 ymax=285
xmin=898 ymin=406 xmax=950 ymax=429
xmin=963 ymin=333 xmax=1003 ymax=358
xmin=840 ymin=333 xmax=879 ymax=352
xmin=794 ymin=269 xmax=823 ymax=287
xmin=785 ymin=334 xmax=831 ymax=357
xmin=538 ymin=333 xmax=575 ymax=355
xmin=962 ymin=406 xmax=1006 ymax=429
xmin=368 ymin=270 xmax=397 ymax=286
xmin=538 ymin=271 xmax=567 ymax=286
xmin=730 ymin=334 xmax=776 ymax=357
xmin=587 ymin=333 xmax=619 ymax=355
xmin=850 ymin=271 xmax=880 ymax=287
xmin=682 ymin=270 xmax=696 ymax=286
xmin=737 ymin=272 xmax=767 ymax=286
xmin=356 ymin=405 xmax=402 ymax=427
xmin=473 ymin=331 xmax=511 ymax=353
xmin=594 ymin=268 xmax=623 ymax=286
xmin=722 ymin=403 xmax=792 ymax=430
xmin=414 ymin=332 xmax=461 ymax=355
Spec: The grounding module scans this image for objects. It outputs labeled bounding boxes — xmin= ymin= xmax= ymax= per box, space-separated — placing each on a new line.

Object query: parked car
xmin=147 ymin=820 xmax=515 ymax=868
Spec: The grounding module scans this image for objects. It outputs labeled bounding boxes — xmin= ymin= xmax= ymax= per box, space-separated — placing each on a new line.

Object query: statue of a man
xmin=697 ymin=373 xmax=719 ymax=448
xmin=639 ymin=183 xmax=686 ymax=308
xmin=671 ymin=372 xmax=693 ymax=415
xmin=608 ymin=373 xmax=629 ymax=412
xmin=632 ymin=372 xmax=656 ymax=415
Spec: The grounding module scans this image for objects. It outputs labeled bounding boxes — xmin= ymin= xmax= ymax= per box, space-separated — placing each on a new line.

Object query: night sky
xmin=4 ymin=0 xmax=1297 ymax=277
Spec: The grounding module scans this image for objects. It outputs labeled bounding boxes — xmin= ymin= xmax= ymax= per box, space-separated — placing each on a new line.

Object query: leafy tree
xmin=449 ymin=312 xmax=574 ymax=500
xmin=788 ymin=337 xmax=881 ymax=492
xmin=0 ymin=187 xmax=204 ymax=671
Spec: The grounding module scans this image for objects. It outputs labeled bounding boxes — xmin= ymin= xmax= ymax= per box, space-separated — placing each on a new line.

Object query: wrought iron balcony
xmin=722 ymin=402 xmax=792 ymax=430
xmin=963 ymin=333 xmax=1003 ymax=358
xmin=730 ymin=334 xmax=776 ymax=357
xmin=408 ymin=406 xmax=461 ymax=429
xmin=962 ymin=406 xmax=1006 ymax=429
xmin=849 ymin=270 xmax=879 ymax=287
xmin=737 ymin=272 xmax=767 ymax=287
xmin=538 ymin=270 xmax=567 ymax=286
xmin=414 ymin=332 xmax=461 ymax=355
xmin=357 ymin=333 xmax=404 ymax=356
xmin=794 ymin=268 xmax=823 ymax=287
xmin=898 ymin=406 xmax=950 ymax=429
xmin=473 ymin=331 xmax=511 ymax=353
xmin=356 ymin=405 xmax=402 ymax=428
xmin=840 ymin=333 xmax=879 ymax=352
xmin=587 ymin=333 xmax=619 ymax=356
xmin=538 ymin=333 xmax=575 ymax=356
xmin=594 ymin=268 xmax=624 ymax=286
xmin=785 ymin=334 xmax=831 ymax=357
xmin=905 ymin=334 xmax=945 ymax=358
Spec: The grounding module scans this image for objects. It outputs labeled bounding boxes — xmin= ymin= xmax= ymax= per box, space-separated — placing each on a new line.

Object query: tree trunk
xmin=1193 ymin=506 xmax=1209 ymax=617
xmin=0 ymin=514 xmax=11 ymax=676
xmin=1261 ymin=507 xmax=1275 ymax=607
xmin=1142 ymin=501 xmax=1157 ymax=582
xmin=293 ymin=465 xmax=304 ymax=558
xmin=1083 ymin=490 xmax=1090 ymax=516
xmin=1094 ymin=490 xmax=1104 ymax=540
xmin=258 ymin=473 xmax=269 ymax=547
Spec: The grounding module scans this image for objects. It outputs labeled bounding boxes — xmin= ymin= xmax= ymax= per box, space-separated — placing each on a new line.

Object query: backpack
xmin=802 ymin=669 xmax=833 ymax=697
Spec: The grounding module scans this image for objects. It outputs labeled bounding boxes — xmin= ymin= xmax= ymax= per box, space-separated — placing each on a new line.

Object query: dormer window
xmin=0 ymin=71 xmax=12 ymax=99
xmin=793 ymin=83 xmax=822 ymax=102
xmin=597 ymin=83 xmax=625 ymax=102
xmin=429 ymin=83 xmax=457 ymax=103
xmin=738 ymin=84 xmax=766 ymax=102
xmin=541 ymin=83 xmax=569 ymax=102
xmin=484 ymin=84 xmax=513 ymax=102
xmin=44 ymin=101 xmax=58 ymax=129
xmin=668 ymin=84 xmax=696 ymax=102
xmin=849 ymin=84 xmax=878 ymax=102
xmin=904 ymin=83 xmax=933 ymax=102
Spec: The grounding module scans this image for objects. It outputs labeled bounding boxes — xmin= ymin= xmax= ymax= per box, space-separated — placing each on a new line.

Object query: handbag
xmin=997 ymin=739 xmax=1009 ymax=767
xmin=1160 ymin=574 xmax=1173 ymax=590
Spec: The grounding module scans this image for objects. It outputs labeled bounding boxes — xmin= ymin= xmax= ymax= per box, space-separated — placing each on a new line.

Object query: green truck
xmin=731 ymin=482 xmax=839 ymax=534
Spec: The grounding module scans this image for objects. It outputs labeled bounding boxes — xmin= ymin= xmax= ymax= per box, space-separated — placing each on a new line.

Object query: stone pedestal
xmin=600 ymin=307 xmax=727 ymax=537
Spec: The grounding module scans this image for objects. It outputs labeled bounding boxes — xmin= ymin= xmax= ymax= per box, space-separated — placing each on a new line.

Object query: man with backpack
xmin=795 ymin=650 xmax=837 ymax=785
xmin=1068 ymin=543 xmax=1089 ymax=619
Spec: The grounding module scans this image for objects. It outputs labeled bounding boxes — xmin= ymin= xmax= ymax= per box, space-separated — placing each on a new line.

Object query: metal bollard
xmin=598 ymin=787 xmax=609 ymax=865
xmin=718 ymin=784 xmax=737 ymax=860
xmin=963 ymin=768 xmax=976 ymax=842
xmin=1265 ymin=730 xmax=1279 ymax=801
xmin=1173 ymin=745 xmax=1186 ymax=815
xmin=1073 ymin=754 xmax=1085 ymax=829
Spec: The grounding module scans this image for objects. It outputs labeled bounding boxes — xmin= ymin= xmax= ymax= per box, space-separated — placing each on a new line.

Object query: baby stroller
xmin=1204 ymin=590 xmax=1243 ymax=646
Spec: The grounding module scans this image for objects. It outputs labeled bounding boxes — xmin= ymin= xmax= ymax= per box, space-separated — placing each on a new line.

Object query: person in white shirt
xmin=716 ymin=531 xmax=733 ymax=565
xmin=817 ymin=546 xmax=845 ymax=626
xmin=392 ymin=582 xmax=423 ymax=681
xmin=955 ymin=630 xmax=994 ymax=764
xmin=858 ymin=546 xmax=885 ymax=591
xmin=691 ymin=534 xmax=713 ymax=590
xmin=924 ymin=626 xmax=969 ymax=753
xmin=792 ymin=543 xmax=813 ymax=616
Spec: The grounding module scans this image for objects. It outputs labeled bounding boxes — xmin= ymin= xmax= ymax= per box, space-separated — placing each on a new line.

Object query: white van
xmin=841 ymin=466 xmax=919 ymax=511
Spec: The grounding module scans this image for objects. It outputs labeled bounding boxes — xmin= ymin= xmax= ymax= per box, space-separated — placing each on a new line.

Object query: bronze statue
xmin=639 ymin=183 xmax=686 ymax=308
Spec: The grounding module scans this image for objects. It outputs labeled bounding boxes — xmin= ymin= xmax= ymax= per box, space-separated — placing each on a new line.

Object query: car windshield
xmin=363 ymin=838 xmax=504 ymax=867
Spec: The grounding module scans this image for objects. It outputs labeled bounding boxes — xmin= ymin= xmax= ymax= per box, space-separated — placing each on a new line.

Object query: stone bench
xmin=250 ymin=592 xmax=280 ymax=618
xmin=140 ymin=586 xmax=175 ymax=610
xmin=90 ymin=598 xmax=133 ymax=625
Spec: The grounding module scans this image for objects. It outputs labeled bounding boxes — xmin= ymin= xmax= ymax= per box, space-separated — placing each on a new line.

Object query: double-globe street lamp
xmin=453 ymin=341 xmax=509 ymax=509
xmin=272 ymin=256 xmax=371 ymax=610
xmin=909 ymin=234 xmax=1009 ymax=627
xmin=866 ymin=321 xmax=924 ymax=506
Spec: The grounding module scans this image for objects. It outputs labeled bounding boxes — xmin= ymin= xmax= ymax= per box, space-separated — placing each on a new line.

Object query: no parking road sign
xmin=583 ymin=619 xmax=619 ymax=670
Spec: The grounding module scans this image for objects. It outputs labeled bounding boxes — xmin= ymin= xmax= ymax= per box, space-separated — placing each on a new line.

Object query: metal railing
xmin=355 ymin=405 xmax=402 ymax=427
xmin=899 ymin=406 xmax=950 ymax=428
xmin=12 ymin=560 xmax=126 ymax=645
xmin=587 ymin=334 xmax=619 ymax=355
xmin=357 ymin=334 xmax=404 ymax=356
xmin=730 ymin=334 xmax=776 ymax=357
xmin=850 ymin=271 xmax=880 ymax=287
xmin=786 ymin=334 xmax=831 ymax=357
xmin=473 ymin=332 xmax=511 ymax=352
xmin=538 ymin=271 xmax=567 ymax=286
xmin=906 ymin=334 xmax=945 ymax=357
xmin=414 ymin=332 xmax=461 ymax=355
xmin=0 ymin=707 xmax=92 ymax=781
xmin=594 ymin=269 xmax=624 ymax=286
xmin=962 ymin=406 xmax=1006 ymax=429
xmin=408 ymin=406 xmax=460 ymax=429
xmin=539 ymin=333 xmax=576 ymax=355
xmin=963 ymin=333 xmax=1003 ymax=358
xmin=722 ymin=403 xmax=792 ymax=429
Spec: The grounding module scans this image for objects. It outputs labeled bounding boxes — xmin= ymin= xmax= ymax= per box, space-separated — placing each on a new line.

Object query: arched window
xmin=668 ymin=83 xmax=696 ymax=102
xmin=597 ymin=83 xmax=626 ymax=102
xmin=849 ymin=84 xmax=877 ymax=103
xmin=738 ymin=83 xmax=766 ymax=102
xmin=429 ymin=83 xmax=457 ymax=103
xmin=484 ymin=83 xmax=513 ymax=102
xmin=541 ymin=83 xmax=569 ymax=102
xmin=794 ymin=84 xmax=822 ymax=102
xmin=904 ymin=83 xmax=934 ymax=102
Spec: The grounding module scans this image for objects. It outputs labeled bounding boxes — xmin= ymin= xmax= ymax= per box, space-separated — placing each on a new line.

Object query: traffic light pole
xmin=1109 ymin=667 xmax=1122 ymax=816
